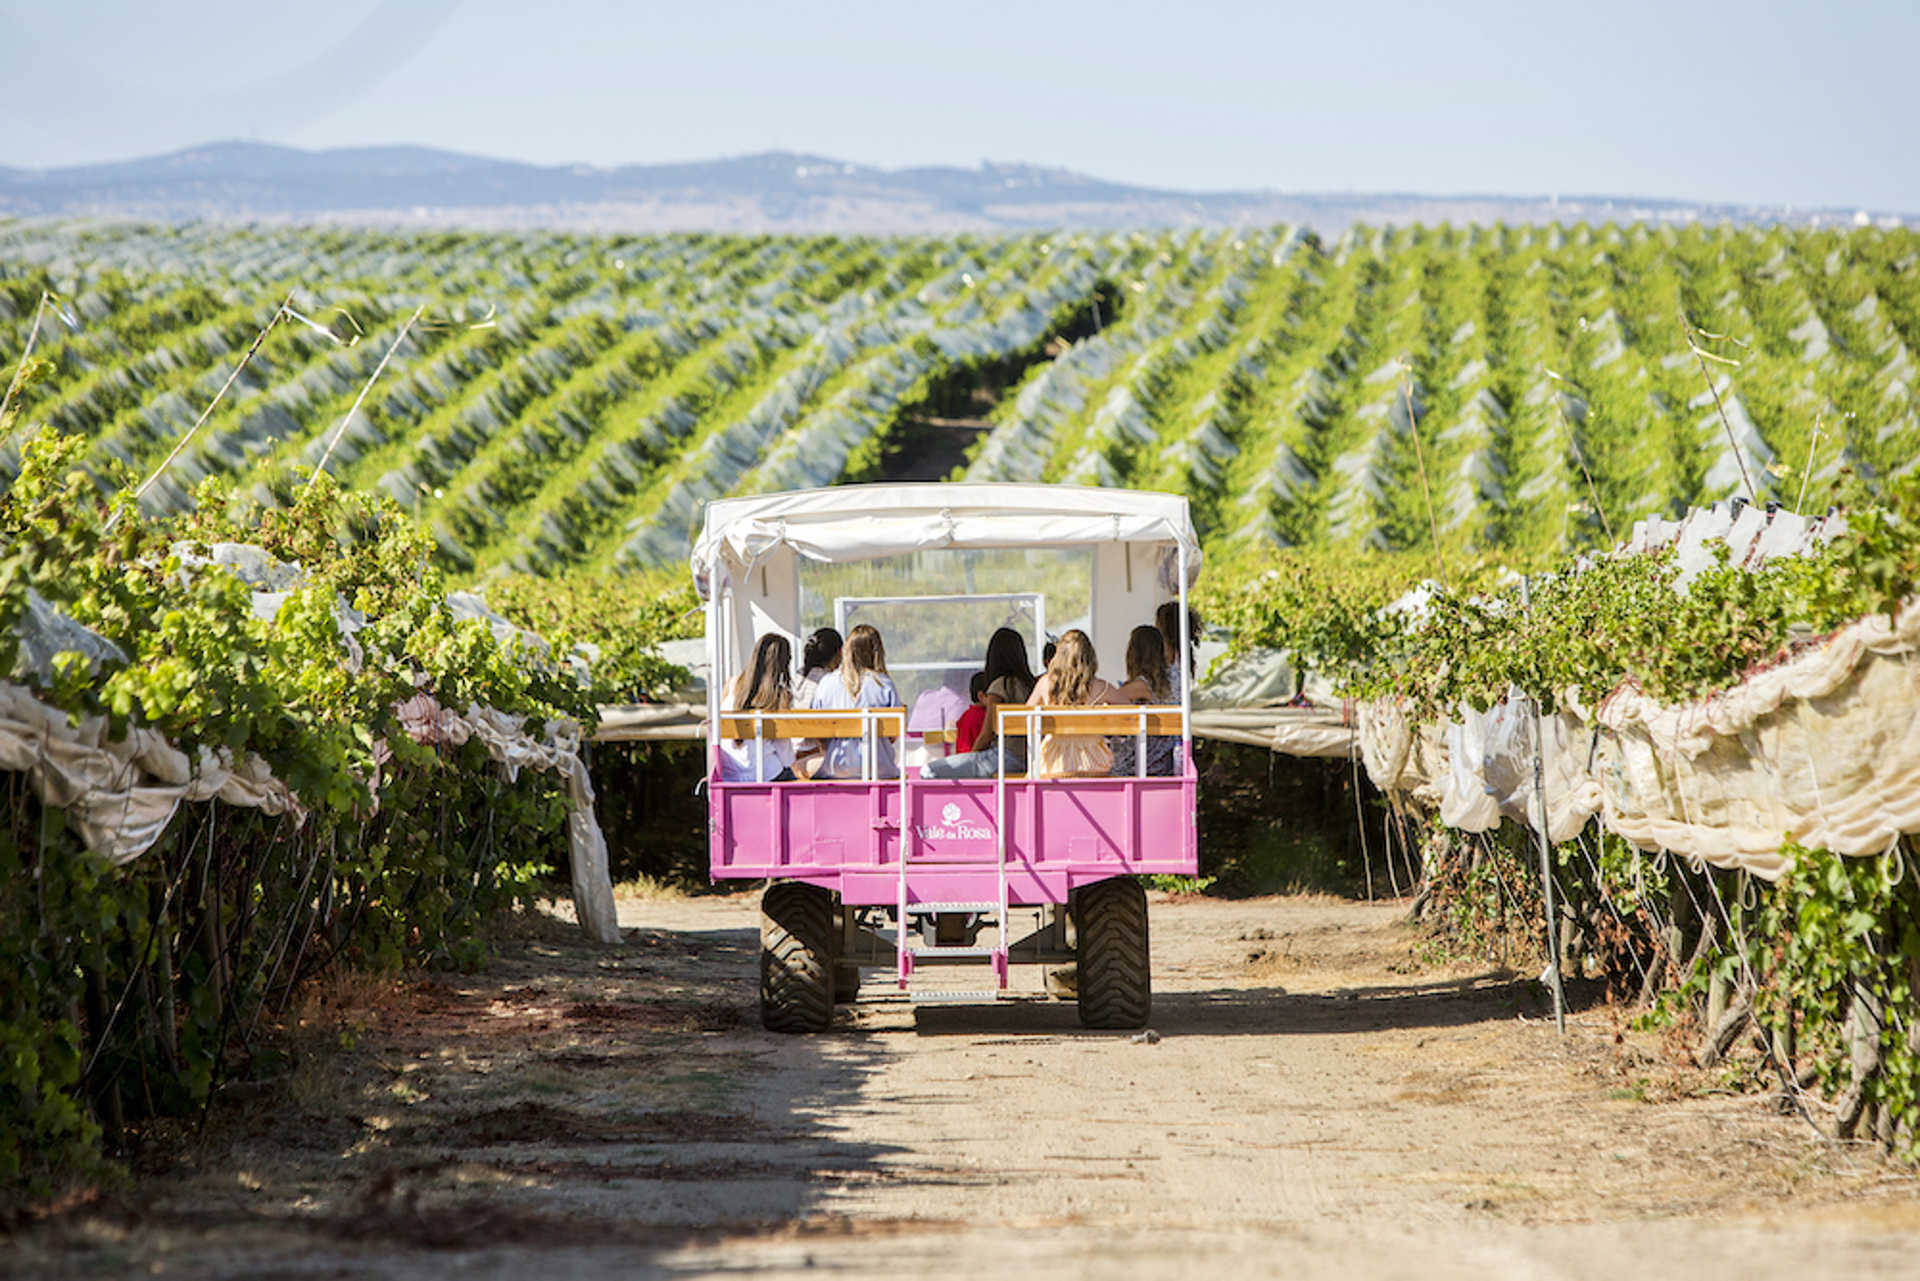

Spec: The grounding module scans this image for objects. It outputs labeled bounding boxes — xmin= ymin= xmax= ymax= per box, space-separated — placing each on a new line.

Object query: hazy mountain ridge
xmin=0 ymin=141 xmax=1903 ymax=233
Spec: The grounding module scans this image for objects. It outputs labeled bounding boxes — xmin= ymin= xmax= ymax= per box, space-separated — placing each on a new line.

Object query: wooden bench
xmin=995 ymin=705 xmax=1185 ymax=738
xmin=716 ymin=706 xmax=1187 ymax=741
xmin=716 ymin=713 xmax=907 ymax=740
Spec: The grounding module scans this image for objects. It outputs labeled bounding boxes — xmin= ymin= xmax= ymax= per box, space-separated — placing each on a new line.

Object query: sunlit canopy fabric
xmin=691 ymin=482 xmax=1201 ymax=596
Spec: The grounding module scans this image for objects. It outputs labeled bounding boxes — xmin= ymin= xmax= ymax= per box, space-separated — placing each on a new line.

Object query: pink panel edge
xmin=707 ymin=770 xmax=1199 ymax=906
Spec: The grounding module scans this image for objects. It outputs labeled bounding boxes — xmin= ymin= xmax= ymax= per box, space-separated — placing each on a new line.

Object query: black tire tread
xmin=1075 ymin=877 xmax=1151 ymax=1029
xmin=761 ymin=882 xmax=834 ymax=1032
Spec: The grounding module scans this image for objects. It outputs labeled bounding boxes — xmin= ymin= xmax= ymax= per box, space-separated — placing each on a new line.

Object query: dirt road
xmin=17 ymin=891 xmax=1920 ymax=1278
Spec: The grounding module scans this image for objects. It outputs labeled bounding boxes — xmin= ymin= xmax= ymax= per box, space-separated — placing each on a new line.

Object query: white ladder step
xmin=906 ymin=943 xmax=1000 ymax=957
xmin=909 ymin=989 xmax=1005 ymax=1004
xmin=903 ymin=901 xmax=999 ymax=914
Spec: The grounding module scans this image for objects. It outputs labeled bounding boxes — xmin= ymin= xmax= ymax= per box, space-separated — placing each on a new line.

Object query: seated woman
xmin=1107 ymin=625 xmax=1178 ymax=777
xmin=718 ymin=633 xmax=797 ymax=783
xmin=791 ymin=626 xmax=842 ymax=772
xmin=921 ymin=626 xmax=1037 ymax=779
xmin=1029 ymin=629 xmax=1116 ymax=779
xmin=806 ymin=623 xmax=902 ymax=779
xmin=1156 ymin=600 xmax=1202 ymax=702
xmin=794 ymin=627 xmax=842 ymax=705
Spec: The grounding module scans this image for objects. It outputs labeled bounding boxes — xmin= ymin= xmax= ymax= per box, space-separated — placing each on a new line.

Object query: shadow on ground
xmin=906 ymin=969 xmax=1590 ymax=1039
xmin=15 ymin=908 xmax=915 ymax=1278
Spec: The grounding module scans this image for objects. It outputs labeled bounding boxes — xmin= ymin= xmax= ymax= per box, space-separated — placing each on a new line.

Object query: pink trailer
xmin=693 ymin=484 xmax=1201 ymax=1031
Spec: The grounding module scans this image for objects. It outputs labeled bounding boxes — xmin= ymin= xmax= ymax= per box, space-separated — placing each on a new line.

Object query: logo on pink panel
xmin=916 ymin=799 xmax=993 ymax=842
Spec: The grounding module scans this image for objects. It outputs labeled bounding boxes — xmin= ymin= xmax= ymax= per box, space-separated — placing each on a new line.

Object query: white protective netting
xmin=0 ymin=680 xmax=301 ymax=862
xmin=1596 ymin=598 xmax=1920 ymax=877
xmin=2 ymin=561 xmax=621 ymax=943
xmin=1346 ymin=505 xmax=1919 ymax=880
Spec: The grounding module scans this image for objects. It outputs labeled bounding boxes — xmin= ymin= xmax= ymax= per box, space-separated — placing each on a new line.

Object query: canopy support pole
xmin=1177 ymin=542 xmax=1191 ymax=747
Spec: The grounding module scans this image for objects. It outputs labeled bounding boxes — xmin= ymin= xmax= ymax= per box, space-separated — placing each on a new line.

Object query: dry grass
xmin=281 ymin=969 xmax=409 ymax=1115
xmin=614 ymin=873 xmax=691 ymax=901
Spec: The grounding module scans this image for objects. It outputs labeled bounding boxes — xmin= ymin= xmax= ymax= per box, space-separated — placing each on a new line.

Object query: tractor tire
xmin=1074 ymin=877 xmax=1151 ymax=1029
xmin=760 ymin=882 xmax=834 ymax=1033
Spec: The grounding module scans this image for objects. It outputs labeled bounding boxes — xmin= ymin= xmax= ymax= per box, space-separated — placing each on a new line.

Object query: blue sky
xmin=4 ymin=0 xmax=1914 ymax=209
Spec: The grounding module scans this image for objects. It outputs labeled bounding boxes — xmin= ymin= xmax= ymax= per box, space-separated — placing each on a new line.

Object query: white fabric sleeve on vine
xmin=0 ymin=679 xmax=618 ymax=942
xmin=1356 ymin=697 xmax=1449 ymax=811
xmin=0 ymin=681 xmax=302 ymax=864
xmin=1435 ymin=694 xmax=1604 ymax=844
xmin=1360 ymin=597 xmax=1920 ymax=881
xmin=393 ymin=692 xmax=621 ymax=944
xmin=1596 ymin=598 xmax=1920 ymax=878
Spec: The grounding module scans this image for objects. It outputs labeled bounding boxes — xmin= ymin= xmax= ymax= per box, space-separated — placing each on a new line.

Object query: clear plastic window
xmin=800 ymin=548 xmax=1092 ymax=715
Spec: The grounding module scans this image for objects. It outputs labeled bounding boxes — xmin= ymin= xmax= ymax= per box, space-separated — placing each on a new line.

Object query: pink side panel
xmin=709 ymin=770 xmax=1198 ymax=905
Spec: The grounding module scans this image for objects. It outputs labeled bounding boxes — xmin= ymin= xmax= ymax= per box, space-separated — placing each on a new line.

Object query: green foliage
xmin=6 ymin=221 xmax=1918 ymax=578
xmin=485 ymin=567 xmax=697 ymax=704
xmin=1202 ymin=546 xmax=1434 ymax=679
xmin=1756 ymin=844 xmax=1920 ymax=1158
xmin=0 ymin=432 xmax=588 ymax=1205
xmin=1208 ymin=472 xmax=1920 ymax=719
xmin=1144 ymin=874 xmax=1218 ymax=895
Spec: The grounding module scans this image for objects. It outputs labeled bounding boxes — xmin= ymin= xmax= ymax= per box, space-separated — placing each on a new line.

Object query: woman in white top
xmin=718 ymin=633 xmax=798 ymax=783
xmin=807 ymin=623 xmax=902 ymax=779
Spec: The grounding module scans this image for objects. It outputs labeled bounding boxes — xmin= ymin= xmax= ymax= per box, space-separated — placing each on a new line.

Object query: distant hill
xmin=0 ymin=141 xmax=1904 ymax=233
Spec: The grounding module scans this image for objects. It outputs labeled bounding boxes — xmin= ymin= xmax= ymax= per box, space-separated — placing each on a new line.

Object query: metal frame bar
xmin=706 ymin=574 xmax=721 ymax=781
xmin=1178 ymin=540 xmax=1192 ymax=752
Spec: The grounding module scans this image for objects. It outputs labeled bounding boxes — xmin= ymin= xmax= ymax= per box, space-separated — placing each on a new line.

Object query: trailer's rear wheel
xmin=1073 ymin=877 xmax=1151 ymax=1029
xmin=761 ymin=882 xmax=834 ymax=1032
xmin=827 ymin=904 xmax=858 ymax=1003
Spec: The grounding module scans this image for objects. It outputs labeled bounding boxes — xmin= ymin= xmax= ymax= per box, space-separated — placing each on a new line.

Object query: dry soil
xmin=11 ymin=890 xmax=1920 ymax=1279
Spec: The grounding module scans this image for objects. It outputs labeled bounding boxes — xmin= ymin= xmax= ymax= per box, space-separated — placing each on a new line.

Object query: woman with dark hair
xmin=1151 ymin=601 xmax=1201 ymax=777
xmin=718 ymin=633 xmax=796 ymax=782
xmin=1155 ymin=600 xmax=1202 ymax=690
xmin=1107 ymin=625 xmax=1177 ymax=777
xmin=795 ymin=626 xmax=843 ymax=705
xmin=921 ymin=626 xmax=1037 ymax=779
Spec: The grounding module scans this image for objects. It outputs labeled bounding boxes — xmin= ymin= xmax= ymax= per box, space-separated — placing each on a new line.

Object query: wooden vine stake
xmin=1678 ymin=308 xmax=1756 ymax=504
xmin=1399 ymin=361 xmax=1449 ymax=590
xmin=0 ymin=289 xmax=59 ymax=432
xmin=308 ymin=303 xmax=427 ymax=488
xmin=109 ymin=291 xmax=297 ymax=531
xmin=1522 ymin=574 xmax=1567 ymax=1036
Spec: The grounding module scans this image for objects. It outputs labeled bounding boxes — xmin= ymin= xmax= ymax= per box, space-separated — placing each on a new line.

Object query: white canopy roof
xmin=691 ymin=483 xmax=1200 ymax=595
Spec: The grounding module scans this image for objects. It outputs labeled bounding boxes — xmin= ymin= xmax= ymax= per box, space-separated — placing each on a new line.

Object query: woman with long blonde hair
xmin=1027 ymin=629 xmax=1115 ymax=778
xmin=805 ymin=623 xmax=902 ymax=778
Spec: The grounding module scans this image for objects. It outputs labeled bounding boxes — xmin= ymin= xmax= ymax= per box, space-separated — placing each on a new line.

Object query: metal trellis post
xmin=1522 ymin=575 xmax=1567 ymax=1036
